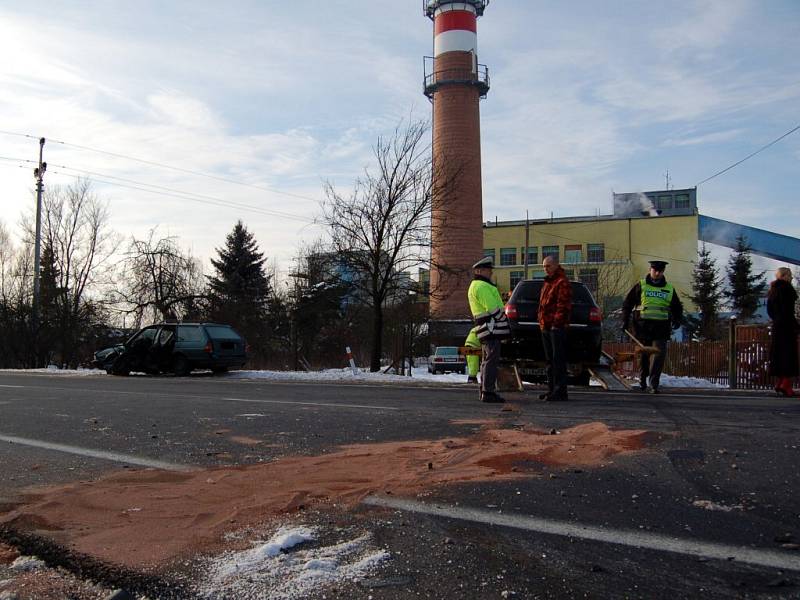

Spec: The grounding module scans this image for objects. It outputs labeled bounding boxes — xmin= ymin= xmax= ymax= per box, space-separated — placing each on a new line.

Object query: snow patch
xmin=198 ymin=525 xmax=389 ymax=600
xmin=10 ymin=556 xmax=46 ymax=572
xmin=692 ymin=500 xmax=744 ymax=512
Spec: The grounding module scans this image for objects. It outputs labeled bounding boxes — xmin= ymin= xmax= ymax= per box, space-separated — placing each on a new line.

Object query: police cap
xmin=648 ymin=260 xmax=669 ymax=271
xmin=473 ymin=256 xmax=494 ymax=270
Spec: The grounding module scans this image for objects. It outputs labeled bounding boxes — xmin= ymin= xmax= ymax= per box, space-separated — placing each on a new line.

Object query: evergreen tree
xmin=725 ymin=234 xmax=766 ymax=321
xmin=208 ymin=221 xmax=271 ymax=354
xmin=37 ymin=244 xmax=62 ymax=364
xmin=688 ymin=244 xmax=723 ymax=339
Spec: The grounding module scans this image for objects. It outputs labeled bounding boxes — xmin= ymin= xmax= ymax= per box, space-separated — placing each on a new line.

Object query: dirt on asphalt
xmin=0 ymin=420 xmax=662 ymax=575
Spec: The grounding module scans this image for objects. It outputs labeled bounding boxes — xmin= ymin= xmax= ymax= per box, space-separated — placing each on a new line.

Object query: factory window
xmin=564 ymin=244 xmax=582 ymax=264
xmin=542 ymin=245 xmax=559 ymax=262
xmin=523 ymin=246 xmax=538 ymax=265
xmin=587 ymin=243 xmax=605 ymax=263
xmin=656 ymin=195 xmax=673 ymax=211
xmin=563 ymin=269 xmax=574 ymax=280
xmin=531 ymin=268 xmax=546 ymax=279
xmin=509 ymin=271 xmax=524 ymax=290
xmin=500 ymin=247 xmax=517 ymax=266
xmin=675 ymin=193 xmax=690 ymax=209
xmin=483 ymin=248 xmax=495 ymax=262
xmin=579 ymin=268 xmax=599 ymax=294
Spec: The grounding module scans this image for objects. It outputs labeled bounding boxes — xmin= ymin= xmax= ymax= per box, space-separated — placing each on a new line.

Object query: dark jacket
xmin=621 ymin=275 xmax=684 ymax=341
xmin=538 ymin=266 xmax=572 ymax=330
xmin=767 ymin=278 xmax=799 ymax=377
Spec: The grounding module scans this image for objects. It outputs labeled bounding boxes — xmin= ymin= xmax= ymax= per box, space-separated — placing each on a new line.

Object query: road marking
xmin=0 ymin=385 xmax=24 ymax=388
xmin=363 ymin=496 xmax=800 ymax=572
xmin=222 ymin=397 xmax=400 ymax=411
xmin=0 ymin=434 xmax=192 ymax=472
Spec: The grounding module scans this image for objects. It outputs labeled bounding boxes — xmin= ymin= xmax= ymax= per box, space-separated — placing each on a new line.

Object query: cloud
xmin=662 ymin=129 xmax=744 ymax=147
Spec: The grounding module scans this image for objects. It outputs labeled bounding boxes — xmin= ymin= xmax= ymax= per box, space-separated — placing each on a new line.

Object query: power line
xmin=0 ymin=155 xmax=314 ymax=223
xmin=51 ymin=162 xmax=314 ymax=223
xmin=0 ymin=129 xmax=322 ymax=204
xmin=48 ymin=168 xmax=316 ymax=224
xmin=696 ymin=123 xmax=800 ymax=187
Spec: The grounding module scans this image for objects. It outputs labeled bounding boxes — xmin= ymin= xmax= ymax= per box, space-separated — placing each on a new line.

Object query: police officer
xmin=463 ymin=328 xmax=480 ymax=383
xmin=468 ymin=256 xmax=510 ymax=403
xmin=621 ymin=260 xmax=683 ymax=393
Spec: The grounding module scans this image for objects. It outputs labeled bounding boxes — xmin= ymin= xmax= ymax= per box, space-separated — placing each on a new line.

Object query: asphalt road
xmin=1 ymin=371 xmax=800 ymax=599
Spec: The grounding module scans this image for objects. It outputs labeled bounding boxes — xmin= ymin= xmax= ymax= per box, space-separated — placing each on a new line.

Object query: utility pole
xmin=523 ymin=210 xmax=530 ymax=280
xmin=32 ymin=137 xmax=46 ymax=344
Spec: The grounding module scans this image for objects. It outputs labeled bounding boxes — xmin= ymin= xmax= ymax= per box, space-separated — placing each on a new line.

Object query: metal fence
xmin=604 ymin=324 xmax=796 ymax=390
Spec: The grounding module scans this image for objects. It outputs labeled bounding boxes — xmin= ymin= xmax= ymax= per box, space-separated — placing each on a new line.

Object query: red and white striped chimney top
xmin=433 ymin=3 xmax=478 ymax=57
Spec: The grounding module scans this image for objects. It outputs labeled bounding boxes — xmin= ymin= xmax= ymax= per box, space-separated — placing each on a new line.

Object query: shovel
xmin=624 ymin=329 xmax=661 ymax=355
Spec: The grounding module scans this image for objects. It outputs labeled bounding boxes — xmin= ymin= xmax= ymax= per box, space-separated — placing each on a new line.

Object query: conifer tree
xmin=208 ymin=221 xmax=271 ymax=350
xmin=725 ymin=234 xmax=766 ymax=321
xmin=688 ymin=244 xmax=723 ymax=339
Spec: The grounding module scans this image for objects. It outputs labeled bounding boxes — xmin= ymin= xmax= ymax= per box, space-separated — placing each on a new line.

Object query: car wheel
xmin=211 ymin=366 xmax=228 ymax=375
xmin=111 ymin=356 xmax=131 ymax=376
xmin=173 ymin=355 xmax=191 ymax=376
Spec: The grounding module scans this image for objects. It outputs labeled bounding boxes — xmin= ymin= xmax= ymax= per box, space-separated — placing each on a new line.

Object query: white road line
xmin=0 ymin=385 xmax=24 ymax=388
xmin=222 ymin=397 xmax=399 ymax=411
xmin=363 ymin=496 xmax=800 ymax=572
xmin=0 ymin=434 xmax=192 ymax=472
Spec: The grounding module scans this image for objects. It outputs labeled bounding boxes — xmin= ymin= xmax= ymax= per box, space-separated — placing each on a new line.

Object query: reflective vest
xmin=637 ymin=279 xmax=674 ymax=321
xmin=468 ymin=278 xmax=511 ymax=341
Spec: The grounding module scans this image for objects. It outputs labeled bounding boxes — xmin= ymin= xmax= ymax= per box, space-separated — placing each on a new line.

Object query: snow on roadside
xmin=196 ymin=525 xmax=389 ymax=600
xmin=2 ymin=366 xmax=729 ymax=389
xmin=658 ymin=374 xmax=726 ymax=389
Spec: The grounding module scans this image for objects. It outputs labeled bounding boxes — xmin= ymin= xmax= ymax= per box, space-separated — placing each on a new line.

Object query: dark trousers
xmin=481 ymin=338 xmax=501 ymax=393
xmin=542 ymin=328 xmax=568 ymax=398
xmin=639 ymin=338 xmax=667 ymax=388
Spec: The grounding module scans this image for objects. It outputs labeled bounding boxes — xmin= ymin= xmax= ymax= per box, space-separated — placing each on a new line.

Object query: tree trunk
xmin=370 ymin=304 xmax=383 ymax=372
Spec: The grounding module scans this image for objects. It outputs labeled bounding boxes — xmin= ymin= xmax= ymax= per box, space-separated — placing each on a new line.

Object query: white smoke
xmin=612 ymin=192 xmax=661 ymax=218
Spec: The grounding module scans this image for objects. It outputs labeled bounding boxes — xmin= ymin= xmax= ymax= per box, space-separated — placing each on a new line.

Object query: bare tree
xmin=586 ymin=256 xmax=633 ymax=341
xmin=321 ymin=120 xmax=456 ymax=372
xmin=114 ymin=228 xmax=205 ymax=326
xmin=29 ymin=178 xmax=118 ymax=366
xmin=0 ymin=221 xmax=35 ymax=366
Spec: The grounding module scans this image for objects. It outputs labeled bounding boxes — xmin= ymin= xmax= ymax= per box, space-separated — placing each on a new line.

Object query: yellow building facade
xmin=483 ymin=213 xmax=698 ymax=311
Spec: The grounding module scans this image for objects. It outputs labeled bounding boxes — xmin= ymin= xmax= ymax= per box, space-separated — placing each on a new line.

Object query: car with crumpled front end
xmin=93 ymin=322 xmax=248 ymax=376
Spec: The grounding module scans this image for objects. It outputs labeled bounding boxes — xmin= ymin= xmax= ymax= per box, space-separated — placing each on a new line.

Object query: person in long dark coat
xmin=767 ymin=267 xmax=799 ymax=396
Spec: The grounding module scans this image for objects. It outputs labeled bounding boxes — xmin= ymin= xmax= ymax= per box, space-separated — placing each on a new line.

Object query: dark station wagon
xmin=501 ymin=280 xmax=603 ymax=384
xmin=93 ymin=322 xmax=248 ymax=376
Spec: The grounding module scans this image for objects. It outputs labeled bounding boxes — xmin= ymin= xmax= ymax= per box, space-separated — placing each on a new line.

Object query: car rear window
xmin=510 ymin=281 xmax=595 ymax=304
xmin=177 ymin=325 xmax=205 ymax=342
xmin=204 ymin=325 xmax=242 ymax=340
xmin=436 ymin=347 xmax=459 ymax=356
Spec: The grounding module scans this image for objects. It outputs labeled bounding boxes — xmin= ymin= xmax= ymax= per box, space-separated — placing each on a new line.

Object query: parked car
xmin=93 ymin=322 xmax=248 ymax=376
xmin=502 ymin=279 xmax=603 ymax=384
xmin=428 ymin=345 xmax=467 ymax=374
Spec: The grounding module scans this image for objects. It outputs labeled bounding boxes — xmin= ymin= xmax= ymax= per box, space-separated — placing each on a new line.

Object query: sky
xmin=1 ymin=0 xmax=798 ymax=284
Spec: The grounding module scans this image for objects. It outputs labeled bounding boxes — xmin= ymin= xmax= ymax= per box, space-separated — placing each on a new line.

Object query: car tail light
xmin=434 ymin=357 xmax=444 ymax=363
xmin=204 ymin=341 xmax=213 ymax=353
xmin=245 ymin=343 xmax=251 ymax=353
xmin=589 ymin=307 xmax=602 ymax=323
xmin=505 ymin=304 xmax=518 ymax=319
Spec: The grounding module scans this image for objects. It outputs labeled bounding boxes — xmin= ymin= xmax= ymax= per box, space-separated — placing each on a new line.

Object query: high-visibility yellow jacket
xmin=468 ymin=276 xmax=510 ymax=341
xmin=468 ymin=276 xmax=504 ymax=317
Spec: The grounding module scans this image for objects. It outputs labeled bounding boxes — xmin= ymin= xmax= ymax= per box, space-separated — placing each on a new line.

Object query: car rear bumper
xmin=191 ymin=354 xmax=248 ymax=369
xmin=503 ymin=323 xmax=602 ymax=363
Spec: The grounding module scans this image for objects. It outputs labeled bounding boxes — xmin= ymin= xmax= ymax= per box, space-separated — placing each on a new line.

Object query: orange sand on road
xmin=0 ymin=421 xmax=659 ymax=570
